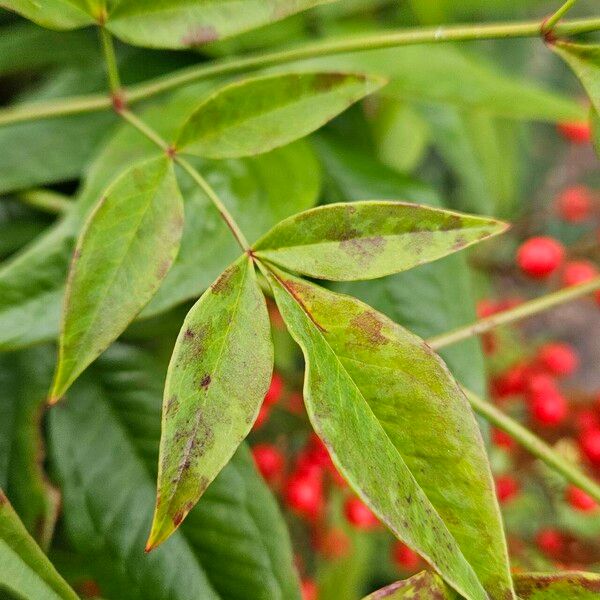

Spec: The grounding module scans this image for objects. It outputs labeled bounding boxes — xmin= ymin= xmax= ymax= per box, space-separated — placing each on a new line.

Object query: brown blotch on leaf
xmin=351 ymin=311 xmax=389 ymax=346
xmin=313 ymin=72 xmax=348 ymax=92
xmin=339 ymin=236 xmax=386 ymax=264
xmin=0 ymin=490 xmax=7 ymax=505
xmin=440 ymin=214 xmax=463 ymax=231
xmin=211 ymin=264 xmax=239 ymax=294
xmin=200 ymin=374 xmax=211 ymax=390
xmin=181 ymin=25 xmax=219 ymax=47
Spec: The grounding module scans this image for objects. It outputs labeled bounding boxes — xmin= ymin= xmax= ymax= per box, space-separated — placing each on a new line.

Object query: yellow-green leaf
xmin=0 ymin=0 xmax=95 ymax=29
xmin=514 ymin=572 xmax=600 ymax=599
xmin=362 ymin=571 xmax=457 ymax=599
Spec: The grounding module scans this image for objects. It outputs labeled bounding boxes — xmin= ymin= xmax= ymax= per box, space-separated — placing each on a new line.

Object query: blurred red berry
xmin=557 ymin=121 xmax=591 ymax=144
xmin=492 ymin=428 xmax=515 ymax=450
xmin=495 ymin=475 xmax=519 ymax=504
xmin=536 ymin=528 xmax=565 ymax=557
xmin=537 ymin=342 xmax=579 ymax=378
xmin=477 ymin=299 xmax=502 ymax=318
xmin=252 ymin=444 xmax=284 ymax=482
xmin=344 ymin=497 xmax=379 ymax=530
xmin=576 ymin=409 xmax=599 ymax=432
xmin=517 ymin=237 xmax=564 ymax=279
xmin=317 ymin=528 xmax=351 ymax=559
xmin=527 ymin=372 xmax=559 ymax=399
xmin=562 ymin=260 xmax=598 ymax=287
xmin=530 ymin=390 xmax=568 ymax=426
xmin=579 ymin=428 xmax=600 ymax=465
xmin=492 ymin=363 xmax=530 ymax=399
xmin=287 ymin=391 xmax=305 ymax=414
xmin=392 ymin=542 xmax=421 ymax=571
xmin=301 ymin=579 xmax=318 ymax=600
xmin=284 ymin=473 xmax=323 ymax=520
xmin=264 ymin=372 xmax=284 ymax=406
xmin=253 ymin=404 xmax=270 ymax=430
xmin=556 ymin=186 xmax=593 ymax=223
xmin=566 ymin=485 xmax=598 ymax=512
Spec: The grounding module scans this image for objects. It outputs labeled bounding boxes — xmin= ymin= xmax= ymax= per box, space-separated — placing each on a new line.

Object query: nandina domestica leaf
xmin=0 ymin=0 xmax=95 ymax=29
xmin=147 ymin=255 xmax=273 ymax=549
xmin=0 ymin=489 xmax=78 ymax=600
xmin=266 ymin=267 xmax=514 ymax=599
xmin=51 ymin=155 xmax=184 ymax=401
xmin=105 ymin=0 xmax=336 ymax=49
xmin=265 ymin=267 xmax=503 ymax=600
xmin=514 ymin=572 xmax=600 ymax=599
xmin=176 ymin=72 xmax=385 ymax=158
xmin=254 ymin=201 xmax=507 ymax=281
xmin=362 ymin=571 xmax=457 ymax=599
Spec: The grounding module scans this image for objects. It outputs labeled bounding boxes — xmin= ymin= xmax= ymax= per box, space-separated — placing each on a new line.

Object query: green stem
xmin=1 ymin=16 xmax=599 ymax=127
xmin=99 ymin=28 xmax=122 ymax=94
xmin=17 ymin=189 xmax=71 ymax=214
xmin=466 ymin=389 xmax=600 ymax=503
xmin=543 ymin=0 xmax=579 ymax=33
xmin=428 ymin=276 xmax=600 ymax=350
xmin=175 ymin=156 xmax=250 ymax=252
xmin=119 ymin=109 xmax=171 ymax=151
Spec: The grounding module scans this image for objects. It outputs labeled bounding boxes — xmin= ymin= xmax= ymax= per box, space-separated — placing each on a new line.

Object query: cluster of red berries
xmin=557 ymin=120 xmax=592 ymax=145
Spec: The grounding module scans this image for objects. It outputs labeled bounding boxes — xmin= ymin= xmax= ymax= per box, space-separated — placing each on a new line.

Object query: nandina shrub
xmin=0 ymin=1 xmax=599 ymax=599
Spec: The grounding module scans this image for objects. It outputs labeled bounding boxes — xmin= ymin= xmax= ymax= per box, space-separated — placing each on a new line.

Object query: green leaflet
xmin=0 ymin=347 xmax=58 ymax=547
xmin=514 ymin=572 xmax=600 ymax=599
xmin=48 ymin=344 xmax=300 ymax=600
xmin=362 ymin=571 xmax=456 ymax=599
xmin=51 ymin=156 xmax=184 ymax=401
xmin=254 ymin=201 xmax=506 ymax=281
xmin=176 ymin=72 xmax=385 ymax=158
xmin=0 ymin=489 xmax=78 ymax=600
xmin=148 ymin=256 xmax=273 ymax=548
xmin=282 ymin=44 xmax=585 ymax=122
xmin=593 ymin=109 xmax=600 ymax=156
xmin=267 ymin=268 xmax=492 ymax=600
xmin=0 ymin=0 xmax=95 ymax=29
xmin=552 ymin=42 xmax=600 ymax=114
xmin=266 ymin=269 xmax=513 ymax=598
xmin=105 ymin=0 xmax=334 ymax=49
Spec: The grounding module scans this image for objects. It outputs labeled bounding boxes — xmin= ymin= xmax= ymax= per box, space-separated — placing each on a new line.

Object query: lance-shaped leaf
xmin=552 ymin=43 xmax=600 ymax=114
xmin=267 ymin=268 xmax=496 ymax=600
xmin=254 ymin=201 xmax=507 ymax=281
xmin=266 ymin=268 xmax=514 ymax=600
xmin=362 ymin=571 xmax=456 ymax=599
xmin=0 ymin=489 xmax=78 ymax=600
xmin=176 ymin=72 xmax=385 ymax=159
xmin=106 ymin=0 xmax=335 ymax=49
xmin=0 ymin=0 xmax=95 ymax=30
xmin=514 ymin=572 xmax=600 ymax=599
xmin=51 ymin=156 xmax=184 ymax=402
xmin=147 ymin=255 xmax=273 ymax=549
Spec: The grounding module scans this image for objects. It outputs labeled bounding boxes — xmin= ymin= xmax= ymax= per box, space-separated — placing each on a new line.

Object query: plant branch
xmin=17 ymin=189 xmax=71 ymax=214
xmin=543 ymin=0 xmax=579 ymax=33
xmin=465 ymin=389 xmax=600 ymax=503
xmin=118 ymin=109 xmax=172 ymax=152
xmin=1 ymin=15 xmax=599 ymax=128
xmin=99 ymin=27 xmax=122 ymax=95
xmin=428 ymin=277 xmax=600 ymax=350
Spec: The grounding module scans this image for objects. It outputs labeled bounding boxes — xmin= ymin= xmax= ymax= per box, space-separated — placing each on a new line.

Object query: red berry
xmin=317 ymin=528 xmax=351 ymax=559
xmin=344 ymin=497 xmax=379 ymax=529
xmin=579 ymin=428 xmax=600 ymax=465
xmin=576 ymin=409 xmax=599 ymax=432
xmin=536 ymin=528 xmax=564 ymax=557
xmin=252 ymin=404 xmax=270 ymax=430
xmin=492 ymin=363 xmax=530 ymax=399
xmin=566 ymin=485 xmax=598 ymax=512
xmin=392 ymin=542 xmax=421 ymax=570
xmin=492 ymin=428 xmax=515 ymax=450
xmin=556 ymin=186 xmax=593 ymax=223
xmin=562 ymin=260 xmax=598 ymax=287
xmin=495 ymin=475 xmax=519 ymax=504
xmin=517 ymin=237 xmax=564 ymax=279
xmin=527 ymin=372 xmax=559 ymax=399
xmin=537 ymin=342 xmax=579 ymax=378
xmin=284 ymin=473 xmax=323 ymax=519
xmin=477 ymin=299 xmax=502 ymax=318
xmin=557 ymin=121 xmax=591 ymax=144
xmin=301 ymin=579 xmax=318 ymax=600
xmin=530 ymin=390 xmax=568 ymax=426
xmin=264 ymin=372 xmax=284 ymax=406
xmin=252 ymin=444 xmax=284 ymax=482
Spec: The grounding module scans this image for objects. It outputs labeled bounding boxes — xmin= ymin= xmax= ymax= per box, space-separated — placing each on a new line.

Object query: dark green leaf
xmin=254 ymin=201 xmax=506 ymax=281
xmin=267 ymin=268 xmax=500 ymax=600
xmin=176 ymin=72 xmax=385 ymax=158
xmin=0 ymin=489 xmax=78 ymax=600
xmin=105 ymin=0 xmax=334 ymax=49
xmin=362 ymin=571 xmax=457 ymax=599
xmin=0 ymin=0 xmax=95 ymax=29
xmin=267 ymin=269 xmax=512 ymax=598
xmin=148 ymin=256 xmax=273 ymax=548
xmin=51 ymin=156 xmax=184 ymax=401
xmin=514 ymin=572 xmax=600 ymax=599
xmin=49 ymin=344 xmax=299 ymax=600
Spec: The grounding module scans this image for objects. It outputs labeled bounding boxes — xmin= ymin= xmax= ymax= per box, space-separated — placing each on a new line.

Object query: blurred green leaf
xmin=362 ymin=571 xmax=457 ymax=599
xmin=514 ymin=572 xmax=600 ymax=599
xmin=255 ymin=200 xmax=506 ymax=281
xmin=0 ymin=0 xmax=95 ymax=29
xmin=51 ymin=156 xmax=184 ymax=401
xmin=149 ymin=256 xmax=273 ymax=548
xmin=49 ymin=344 xmax=301 ymax=600
xmin=0 ymin=489 xmax=77 ymax=600
xmin=105 ymin=0 xmax=334 ymax=49
xmin=268 ymin=268 xmax=509 ymax=600
xmin=177 ymin=72 xmax=385 ymax=158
